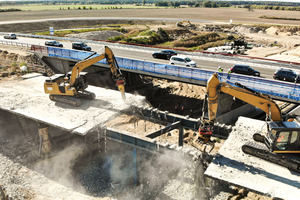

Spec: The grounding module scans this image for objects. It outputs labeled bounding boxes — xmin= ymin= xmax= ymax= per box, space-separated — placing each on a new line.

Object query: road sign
xmin=49 ymin=27 xmax=54 ymax=35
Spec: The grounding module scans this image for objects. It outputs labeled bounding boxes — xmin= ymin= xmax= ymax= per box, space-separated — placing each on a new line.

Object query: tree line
xmin=0 ymin=0 xmax=299 ymax=10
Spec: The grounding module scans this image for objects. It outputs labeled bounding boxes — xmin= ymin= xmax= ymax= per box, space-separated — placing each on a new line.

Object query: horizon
xmin=0 ymin=0 xmax=299 ymax=3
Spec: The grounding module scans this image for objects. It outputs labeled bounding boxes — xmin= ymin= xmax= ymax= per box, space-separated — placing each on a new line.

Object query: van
xmin=169 ymin=55 xmax=197 ymax=68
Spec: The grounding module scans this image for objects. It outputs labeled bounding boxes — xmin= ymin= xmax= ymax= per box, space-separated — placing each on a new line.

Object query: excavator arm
xmin=69 ymin=46 xmax=125 ymax=99
xmin=206 ymin=73 xmax=282 ymax=122
xmin=200 ymin=73 xmax=282 ymax=139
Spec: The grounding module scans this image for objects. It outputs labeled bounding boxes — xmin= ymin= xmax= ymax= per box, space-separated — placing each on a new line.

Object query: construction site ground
xmin=2 ymin=21 xmax=300 ymax=199
xmin=0 ymin=74 xmax=209 ymax=200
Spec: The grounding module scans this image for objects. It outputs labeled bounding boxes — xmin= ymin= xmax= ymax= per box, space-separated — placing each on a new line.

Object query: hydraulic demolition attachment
xmin=44 ymin=46 xmax=126 ymax=106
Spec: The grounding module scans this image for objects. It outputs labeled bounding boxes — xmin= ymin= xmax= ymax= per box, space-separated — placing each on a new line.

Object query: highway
xmin=1 ymin=35 xmax=279 ymax=80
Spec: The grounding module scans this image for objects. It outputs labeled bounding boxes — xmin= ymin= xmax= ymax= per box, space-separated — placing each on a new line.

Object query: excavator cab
xmin=265 ymin=121 xmax=300 ymax=153
xmin=243 ymin=120 xmax=300 ymax=172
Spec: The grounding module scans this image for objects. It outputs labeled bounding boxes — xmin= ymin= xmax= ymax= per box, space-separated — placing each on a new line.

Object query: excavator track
xmin=49 ymin=95 xmax=82 ymax=107
xmin=76 ymin=90 xmax=96 ymax=100
xmin=242 ymin=141 xmax=300 ymax=173
xmin=49 ymin=91 xmax=95 ymax=106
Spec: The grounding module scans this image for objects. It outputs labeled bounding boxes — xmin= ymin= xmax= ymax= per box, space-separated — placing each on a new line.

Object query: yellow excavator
xmin=44 ymin=46 xmax=125 ymax=106
xmin=200 ymin=73 xmax=300 ymax=172
xmin=176 ymin=20 xmax=194 ymax=27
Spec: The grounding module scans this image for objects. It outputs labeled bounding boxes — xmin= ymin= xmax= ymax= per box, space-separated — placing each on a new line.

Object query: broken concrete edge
xmin=204 ymin=174 xmax=277 ymax=200
xmin=1 ymin=108 xmax=72 ymax=132
xmin=1 ymin=106 xmax=202 ymax=161
xmin=21 ymin=72 xmax=43 ymax=79
xmin=95 ymin=125 xmax=174 ymax=152
xmin=89 ymin=124 xmax=203 ymax=161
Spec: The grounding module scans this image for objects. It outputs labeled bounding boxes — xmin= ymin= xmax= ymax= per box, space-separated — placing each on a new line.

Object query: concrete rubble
xmin=205 ymin=116 xmax=300 ymax=200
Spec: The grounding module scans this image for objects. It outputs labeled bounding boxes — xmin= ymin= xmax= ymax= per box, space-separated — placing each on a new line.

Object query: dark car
xmin=273 ymin=68 xmax=300 ymax=83
xmin=152 ymin=50 xmax=177 ymax=60
xmin=229 ymin=64 xmax=260 ymax=77
xmin=45 ymin=40 xmax=63 ymax=47
xmin=72 ymin=42 xmax=91 ymax=51
xmin=4 ymin=33 xmax=17 ymax=39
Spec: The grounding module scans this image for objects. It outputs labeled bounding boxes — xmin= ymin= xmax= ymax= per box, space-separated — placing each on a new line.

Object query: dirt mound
xmin=0 ymin=50 xmax=35 ymax=64
xmin=265 ymin=27 xmax=279 ymax=36
xmin=266 ymin=26 xmax=300 ymax=36
xmin=164 ymin=28 xmax=197 ymax=40
xmin=152 ymin=79 xmax=206 ymax=99
xmin=67 ymin=30 xmax=123 ymax=40
xmin=232 ymin=26 xmax=264 ymax=34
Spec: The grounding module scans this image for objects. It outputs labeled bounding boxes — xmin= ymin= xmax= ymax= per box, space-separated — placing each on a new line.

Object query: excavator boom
xmin=206 ymin=73 xmax=282 ymax=122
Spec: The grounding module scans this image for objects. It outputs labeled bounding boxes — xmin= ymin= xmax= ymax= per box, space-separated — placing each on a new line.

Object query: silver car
xmin=4 ymin=33 xmax=17 ymax=39
xmin=169 ymin=55 xmax=197 ymax=67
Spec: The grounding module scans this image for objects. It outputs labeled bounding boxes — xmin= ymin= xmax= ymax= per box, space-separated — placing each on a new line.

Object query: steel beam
xmin=146 ymin=121 xmax=181 ymax=139
xmin=134 ymin=107 xmax=200 ymax=131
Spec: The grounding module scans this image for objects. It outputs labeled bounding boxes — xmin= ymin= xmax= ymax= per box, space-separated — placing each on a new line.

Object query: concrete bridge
xmin=32 ymin=45 xmax=300 ymax=104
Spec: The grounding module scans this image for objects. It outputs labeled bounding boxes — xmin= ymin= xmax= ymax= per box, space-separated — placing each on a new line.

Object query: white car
xmin=4 ymin=33 xmax=17 ymax=39
xmin=169 ymin=55 xmax=197 ymax=67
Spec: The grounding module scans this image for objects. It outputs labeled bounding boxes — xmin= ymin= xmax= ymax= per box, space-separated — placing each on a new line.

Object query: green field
xmin=0 ymin=4 xmax=163 ymax=11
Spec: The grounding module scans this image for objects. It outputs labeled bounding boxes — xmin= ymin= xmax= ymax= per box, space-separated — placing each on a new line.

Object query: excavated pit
xmin=0 ymin=109 xmax=209 ymax=199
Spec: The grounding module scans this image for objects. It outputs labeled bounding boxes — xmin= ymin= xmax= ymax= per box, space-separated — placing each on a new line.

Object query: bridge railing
xmin=31 ymin=45 xmax=300 ymax=103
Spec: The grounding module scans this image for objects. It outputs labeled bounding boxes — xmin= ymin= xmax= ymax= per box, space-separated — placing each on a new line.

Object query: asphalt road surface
xmin=1 ymin=35 xmax=277 ymax=80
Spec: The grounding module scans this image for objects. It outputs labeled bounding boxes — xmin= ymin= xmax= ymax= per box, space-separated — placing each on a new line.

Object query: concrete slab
xmin=0 ymin=75 xmax=148 ymax=135
xmin=21 ymin=72 xmax=43 ymax=79
xmin=205 ymin=116 xmax=300 ymax=200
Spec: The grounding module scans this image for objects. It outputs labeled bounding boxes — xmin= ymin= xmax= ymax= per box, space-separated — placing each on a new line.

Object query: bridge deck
xmin=0 ymin=74 xmax=147 ymax=135
xmin=204 ymin=117 xmax=300 ymax=200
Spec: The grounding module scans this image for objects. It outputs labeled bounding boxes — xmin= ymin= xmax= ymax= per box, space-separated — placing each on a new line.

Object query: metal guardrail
xmin=0 ymin=39 xmax=31 ymax=48
xmin=32 ymin=45 xmax=300 ymax=103
xmin=2 ymin=32 xmax=300 ymax=71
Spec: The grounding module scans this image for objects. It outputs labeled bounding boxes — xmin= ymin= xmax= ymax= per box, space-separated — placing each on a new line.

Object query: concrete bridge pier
xmin=36 ymin=122 xmax=51 ymax=156
xmin=42 ymin=57 xmax=71 ymax=73
xmin=217 ymin=93 xmax=233 ymax=117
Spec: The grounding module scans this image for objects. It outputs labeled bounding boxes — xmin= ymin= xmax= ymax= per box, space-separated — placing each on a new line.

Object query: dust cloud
xmin=31 ymin=142 xmax=89 ymax=194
